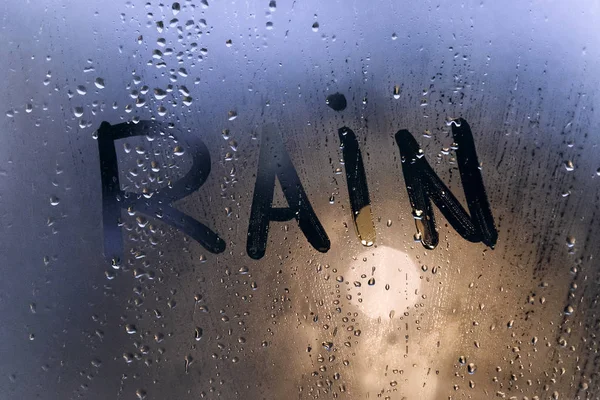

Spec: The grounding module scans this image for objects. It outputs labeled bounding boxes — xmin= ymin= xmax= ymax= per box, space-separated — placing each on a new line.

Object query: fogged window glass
xmin=1 ymin=1 xmax=600 ymax=399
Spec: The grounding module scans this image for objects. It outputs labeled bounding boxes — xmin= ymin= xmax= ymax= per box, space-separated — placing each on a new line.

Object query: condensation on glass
xmin=1 ymin=1 xmax=600 ymax=399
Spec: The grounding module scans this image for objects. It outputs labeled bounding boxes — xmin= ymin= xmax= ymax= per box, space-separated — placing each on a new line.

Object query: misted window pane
xmin=1 ymin=1 xmax=599 ymax=399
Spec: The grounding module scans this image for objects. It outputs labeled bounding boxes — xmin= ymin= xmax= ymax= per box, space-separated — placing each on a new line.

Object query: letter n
xmin=395 ymin=118 xmax=497 ymax=249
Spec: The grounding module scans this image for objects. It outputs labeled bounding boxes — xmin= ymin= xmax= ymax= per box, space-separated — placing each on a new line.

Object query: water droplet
xmin=564 ymin=305 xmax=574 ymax=315
xmin=194 ymin=327 xmax=203 ymax=340
xmin=566 ymin=236 xmax=575 ymax=247
xmin=225 ymin=39 xmax=233 ymax=47
xmin=564 ymin=160 xmax=575 ymax=171
xmin=76 ymin=85 xmax=87 ymax=95
xmin=467 ymin=363 xmax=477 ymax=374
xmin=136 ymin=388 xmax=147 ymax=399
xmin=367 ymin=278 xmax=375 ymax=286
xmin=227 ymin=110 xmax=237 ymax=120
xmin=269 ymin=0 xmax=276 ymax=11
xmin=173 ymin=146 xmax=185 ymax=156
xmin=73 ymin=107 xmax=84 ymax=117
xmin=391 ymin=33 xmax=397 ymax=40
xmin=312 ymin=22 xmax=319 ymax=32
xmin=238 ymin=266 xmax=249 ymax=274
xmin=50 ymin=196 xmax=60 ymax=206
xmin=393 ymin=85 xmax=400 ymax=99
xmin=326 ymin=92 xmax=347 ymax=111
xmin=445 ymin=116 xmax=462 ymax=127
xmin=125 ymin=324 xmax=137 ymax=334
xmin=266 ymin=21 xmax=274 ymax=30
xmin=172 ymin=2 xmax=180 ymax=14
xmin=153 ymin=88 xmax=167 ymax=100
xmin=94 ymin=78 xmax=105 ymax=89
xmin=531 ymin=336 xmax=538 ymax=345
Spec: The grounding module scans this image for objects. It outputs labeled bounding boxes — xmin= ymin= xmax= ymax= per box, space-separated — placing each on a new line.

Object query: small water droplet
xmin=565 ymin=236 xmax=576 ymax=249
xmin=564 ymin=160 xmax=575 ymax=171
xmin=238 ymin=266 xmax=249 ymax=274
xmin=325 ymin=92 xmax=347 ymax=111
xmin=312 ymin=22 xmax=319 ymax=32
xmin=173 ymin=145 xmax=185 ymax=156
xmin=73 ymin=107 xmax=84 ymax=117
xmin=467 ymin=363 xmax=477 ymax=374
xmin=564 ymin=305 xmax=574 ymax=315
